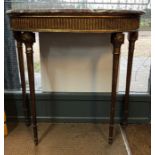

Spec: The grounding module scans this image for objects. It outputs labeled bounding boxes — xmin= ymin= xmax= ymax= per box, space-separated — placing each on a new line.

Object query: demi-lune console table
xmin=7 ymin=9 xmax=144 ymax=145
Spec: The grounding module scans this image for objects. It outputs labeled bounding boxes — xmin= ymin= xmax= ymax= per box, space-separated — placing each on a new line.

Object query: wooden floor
xmin=125 ymin=124 xmax=151 ymax=155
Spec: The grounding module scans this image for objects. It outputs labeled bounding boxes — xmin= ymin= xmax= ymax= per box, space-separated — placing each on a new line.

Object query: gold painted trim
xmin=11 ymin=28 xmax=139 ymax=33
xmin=9 ymin=11 xmax=141 ymax=33
xmin=10 ymin=16 xmax=140 ymax=33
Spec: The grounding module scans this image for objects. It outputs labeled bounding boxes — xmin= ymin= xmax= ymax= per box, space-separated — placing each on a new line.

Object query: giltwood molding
xmin=9 ymin=15 xmax=140 ymax=33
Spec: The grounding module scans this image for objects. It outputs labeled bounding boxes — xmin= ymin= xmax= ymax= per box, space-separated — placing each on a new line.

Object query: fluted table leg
xmin=109 ymin=32 xmax=124 ymax=144
xmin=14 ymin=31 xmax=31 ymax=126
xmin=22 ymin=32 xmax=38 ymax=145
xmin=123 ymin=31 xmax=138 ymax=128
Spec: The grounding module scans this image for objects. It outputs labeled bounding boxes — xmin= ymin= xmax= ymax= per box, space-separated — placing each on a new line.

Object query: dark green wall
xmin=4 ymin=92 xmax=151 ymax=123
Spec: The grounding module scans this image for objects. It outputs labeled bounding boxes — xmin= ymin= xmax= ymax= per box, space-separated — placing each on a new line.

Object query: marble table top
xmin=7 ymin=9 xmax=144 ymax=16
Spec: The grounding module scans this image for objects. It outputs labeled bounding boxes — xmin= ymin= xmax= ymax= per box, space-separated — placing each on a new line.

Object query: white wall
xmin=39 ymin=33 xmax=113 ymax=92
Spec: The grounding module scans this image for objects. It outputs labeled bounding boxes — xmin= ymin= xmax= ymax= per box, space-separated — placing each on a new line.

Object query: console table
xmin=7 ymin=9 xmax=144 ymax=145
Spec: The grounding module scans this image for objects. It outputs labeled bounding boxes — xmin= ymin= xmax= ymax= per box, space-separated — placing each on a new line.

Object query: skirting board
xmin=4 ymin=92 xmax=151 ymax=123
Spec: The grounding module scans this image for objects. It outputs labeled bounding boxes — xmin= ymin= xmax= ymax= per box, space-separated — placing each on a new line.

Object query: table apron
xmin=10 ymin=16 xmax=140 ymax=32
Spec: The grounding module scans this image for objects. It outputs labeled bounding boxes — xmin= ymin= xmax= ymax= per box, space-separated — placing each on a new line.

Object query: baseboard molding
xmin=6 ymin=116 xmax=150 ymax=123
xmin=4 ymin=92 xmax=151 ymax=123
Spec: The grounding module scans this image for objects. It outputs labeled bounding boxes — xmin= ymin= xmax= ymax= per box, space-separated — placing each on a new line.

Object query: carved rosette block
xmin=22 ymin=32 xmax=35 ymax=50
xmin=111 ymin=32 xmax=124 ymax=54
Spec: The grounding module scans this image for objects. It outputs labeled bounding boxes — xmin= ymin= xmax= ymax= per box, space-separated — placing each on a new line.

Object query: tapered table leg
xmin=13 ymin=31 xmax=31 ymax=126
xmin=22 ymin=32 xmax=38 ymax=145
xmin=122 ymin=31 xmax=138 ymax=128
xmin=109 ymin=32 xmax=124 ymax=144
